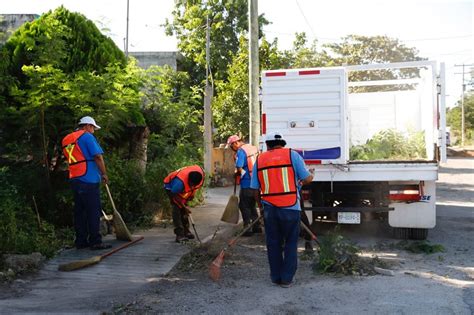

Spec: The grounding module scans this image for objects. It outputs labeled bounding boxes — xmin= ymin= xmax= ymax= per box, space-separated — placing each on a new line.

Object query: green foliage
xmin=325 ymin=35 xmax=425 ymax=92
xmin=142 ymin=65 xmax=202 ymax=157
xmin=313 ymin=231 xmax=362 ymax=275
xmin=447 ymin=92 xmax=474 ymax=144
xmin=212 ymin=36 xmax=283 ymax=141
xmin=396 ymin=240 xmax=445 ymax=254
xmin=350 ymin=129 xmax=427 ymax=160
xmin=165 ymin=0 xmax=268 ymax=83
xmin=0 ymin=167 xmax=71 ymax=258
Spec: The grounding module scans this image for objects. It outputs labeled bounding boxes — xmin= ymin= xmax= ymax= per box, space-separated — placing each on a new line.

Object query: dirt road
xmin=107 ymin=158 xmax=473 ymax=314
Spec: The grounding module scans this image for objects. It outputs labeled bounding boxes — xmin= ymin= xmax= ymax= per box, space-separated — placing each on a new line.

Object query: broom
xmin=220 ymin=178 xmax=240 ymax=224
xmin=105 ymin=184 xmax=133 ymax=241
xmin=58 ymin=236 xmax=144 ymax=271
xmin=209 ymin=215 xmax=262 ymax=281
xmin=300 ymin=221 xmax=320 ymax=246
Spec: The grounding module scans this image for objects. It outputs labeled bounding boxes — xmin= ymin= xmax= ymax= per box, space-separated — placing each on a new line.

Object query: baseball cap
xmin=78 ymin=116 xmax=101 ymax=130
xmin=265 ymin=131 xmax=285 ymax=142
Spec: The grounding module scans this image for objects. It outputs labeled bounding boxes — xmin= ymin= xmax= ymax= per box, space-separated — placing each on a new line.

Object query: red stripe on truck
xmin=261 ymin=113 xmax=267 ymax=134
xmin=265 ymin=72 xmax=286 ymax=77
xmin=299 ymin=70 xmax=320 ymax=75
xmin=305 ymin=160 xmax=322 ymax=165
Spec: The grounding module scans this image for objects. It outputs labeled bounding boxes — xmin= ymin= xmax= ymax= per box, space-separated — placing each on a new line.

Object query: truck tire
xmin=393 ymin=227 xmax=410 ymax=239
xmin=409 ymin=228 xmax=428 ymax=240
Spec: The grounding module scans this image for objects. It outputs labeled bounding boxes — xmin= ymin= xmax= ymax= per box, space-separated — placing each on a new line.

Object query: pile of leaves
xmin=173 ymin=243 xmax=216 ymax=273
xmin=350 ymin=129 xmax=427 ymax=160
xmin=313 ymin=231 xmax=385 ymax=276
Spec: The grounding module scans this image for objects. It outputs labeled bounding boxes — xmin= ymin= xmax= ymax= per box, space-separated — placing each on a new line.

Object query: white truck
xmin=261 ymin=61 xmax=446 ymax=240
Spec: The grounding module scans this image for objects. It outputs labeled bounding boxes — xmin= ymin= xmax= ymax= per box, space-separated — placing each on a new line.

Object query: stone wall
xmin=0 ymin=14 xmax=39 ymax=43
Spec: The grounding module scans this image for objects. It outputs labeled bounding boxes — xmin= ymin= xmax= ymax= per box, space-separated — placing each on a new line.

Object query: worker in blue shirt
xmin=251 ymin=131 xmax=313 ymax=287
xmin=227 ymin=135 xmax=260 ymax=236
xmin=62 ymin=116 xmax=111 ymax=250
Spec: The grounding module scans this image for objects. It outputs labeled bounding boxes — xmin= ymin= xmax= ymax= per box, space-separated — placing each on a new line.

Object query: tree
xmin=212 ymin=36 xmax=282 ymax=140
xmin=325 ymin=35 xmax=425 ymax=91
xmin=447 ymin=92 xmax=474 ymax=144
xmin=165 ymin=0 xmax=269 ymax=84
xmin=0 ymin=7 xmax=144 ymax=225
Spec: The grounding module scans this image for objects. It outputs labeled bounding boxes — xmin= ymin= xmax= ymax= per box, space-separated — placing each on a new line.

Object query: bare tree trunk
xmin=129 ymin=126 xmax=150 ymax=173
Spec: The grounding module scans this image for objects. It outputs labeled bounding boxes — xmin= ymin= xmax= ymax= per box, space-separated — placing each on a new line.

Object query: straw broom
xmin=220 ymin=178 xmax=240 ymax=224
xmin=209 ymin=215 xmax=262 ymax=281
xmin=58 ymin=236 xmax=144 ymax=271
xmin=105 ymin=184 xmax=133 ymax=241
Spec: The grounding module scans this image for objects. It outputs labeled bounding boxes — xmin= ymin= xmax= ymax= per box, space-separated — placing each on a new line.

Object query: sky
xmin=1 ymin=0 xmax=473 ymax=107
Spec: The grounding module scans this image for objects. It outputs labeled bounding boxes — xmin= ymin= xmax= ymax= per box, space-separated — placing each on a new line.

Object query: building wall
xmin=129 ymin=51 xmax=183 ymax=71
xmin=0 ymin=14 xmax=39 ymax=43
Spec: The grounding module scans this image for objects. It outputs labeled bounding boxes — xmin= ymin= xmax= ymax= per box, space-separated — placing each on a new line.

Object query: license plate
xmin=337 ymin=212 xmax=361 ymax=224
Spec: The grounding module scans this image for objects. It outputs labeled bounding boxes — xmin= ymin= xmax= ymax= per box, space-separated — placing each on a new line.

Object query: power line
xmin=294 ymin=0 xmax=316 ymax=39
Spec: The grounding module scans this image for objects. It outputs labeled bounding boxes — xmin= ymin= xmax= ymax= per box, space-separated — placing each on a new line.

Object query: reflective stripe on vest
xmin=163 ymin=165 xmax=204 ymax=200
xmin=256 ymin=148 xmax=298 ymax=208
xmin=61 ymin=130 xmax=90 ymax=179
xmin=240 ymin=144 xmax=258 ymax=175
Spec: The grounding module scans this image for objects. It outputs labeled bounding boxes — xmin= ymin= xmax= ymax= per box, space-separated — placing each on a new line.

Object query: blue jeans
xmin=71 ymin=181 xmax=102 ymax=247
xmin=263 ymin=204 xmax=300 ymax=284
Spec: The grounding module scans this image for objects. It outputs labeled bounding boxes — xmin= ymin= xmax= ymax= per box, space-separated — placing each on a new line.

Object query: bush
xmin=0 ymin=167 xmax=72 ymax=258
xmin=350 ymin=129 xmax=427 ymax=160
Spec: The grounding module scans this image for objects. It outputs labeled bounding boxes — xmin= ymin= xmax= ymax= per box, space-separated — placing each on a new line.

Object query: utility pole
xmin=454 ymin=63 xmax=474 ymax=147
xmin=125 ymin=0 xmax=130 ymax=58
xmin=249 ymin=0 xmax=260 ymax=147
xmin=203 ymin=15 xmax=213 ymax=176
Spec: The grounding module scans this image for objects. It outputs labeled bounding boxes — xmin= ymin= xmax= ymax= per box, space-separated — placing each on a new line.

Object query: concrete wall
xmin=0 ymin=14 xmax=39 ymax=43
xmin=129 ymin=51 xmax=183 ymax=70
xmin=211 ymin=146 xmax=236 ymax=186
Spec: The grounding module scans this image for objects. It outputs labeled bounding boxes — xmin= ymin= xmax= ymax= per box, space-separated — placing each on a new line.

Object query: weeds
xmin=395 ymin=240 xmax=445 ymax=254
xmin=313 ymin=230 xmax=387 ymax=276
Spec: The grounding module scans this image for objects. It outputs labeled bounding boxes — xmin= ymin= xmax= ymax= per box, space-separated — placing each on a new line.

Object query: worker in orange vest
xmin=251 ymin=131 xmax=313 ymax=287
xmin=62 ymin=116 xmax=112 ymax=250
xmin=164 ymin=165 xmax=204 ymax=243
xmin=227 ymin=135 xmax=261 ymax=236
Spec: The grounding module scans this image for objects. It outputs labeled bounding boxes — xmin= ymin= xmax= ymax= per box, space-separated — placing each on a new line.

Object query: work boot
xmin=304 ymin=241 xmax=313 ymax=252
xmin=175 ymin=235 xmax=188 ymax=243
xmin=185 ymin=232 xmax=195 ymax=240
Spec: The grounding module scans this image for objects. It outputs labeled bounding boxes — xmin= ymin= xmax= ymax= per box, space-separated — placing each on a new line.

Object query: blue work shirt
xmin=250 ymin=149 xmax=310 ymax=211
xmin=235 ymin=148 xmax=252 ymax=189
xmin=164 ymin=177 xmax=185 ymax=194
xmin=72 ymin=132 xmax=104 ymax=184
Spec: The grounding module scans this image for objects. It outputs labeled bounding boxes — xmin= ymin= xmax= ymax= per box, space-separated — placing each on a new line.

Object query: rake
xmin=209 ymin=215 xmax=262 ymax=282
xmin=58 ymin=236 xmax=144 ymax=271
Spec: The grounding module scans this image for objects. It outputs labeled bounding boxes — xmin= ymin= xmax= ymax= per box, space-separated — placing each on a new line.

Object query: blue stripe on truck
xmin=295 ymin=147 xmax=341 ymax=159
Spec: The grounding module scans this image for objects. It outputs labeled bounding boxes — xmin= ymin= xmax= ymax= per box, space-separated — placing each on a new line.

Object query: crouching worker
xmin=163 ymin=165 xmax=204 ymax=243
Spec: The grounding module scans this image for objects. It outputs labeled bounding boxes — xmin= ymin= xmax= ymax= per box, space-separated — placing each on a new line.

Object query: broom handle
xmin=105 ymin=184 xmax=118 ymax=212
xmin=228 ymin=215 xmax=262 ymax=247
xmin=101 ymin=236 xmax=144 ymax=259
xmin=188 ymin=213 xmax=202 ymax=244
xmin=300 ymin=221 xmax=320 ymax=245
xmin=233 ymin=176 xmax=237 ymax=195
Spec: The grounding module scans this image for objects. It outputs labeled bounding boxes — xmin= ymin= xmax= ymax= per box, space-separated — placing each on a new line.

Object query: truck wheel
xmin=409 ymin=228 xmax=428 ymax=240
xmin=393 ymin=227 xmax=410 ymax=239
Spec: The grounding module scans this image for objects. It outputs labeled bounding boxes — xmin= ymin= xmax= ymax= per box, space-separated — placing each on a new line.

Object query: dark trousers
xmin=239 ymin=188 xmax=258 ymax=225
xmin=263 ymin=204 xmax=300 ymax=284
xmin=71 ymin=181 xmax=102 ymax=247
xmin=171 ymin=202 xmax=190 ymax=236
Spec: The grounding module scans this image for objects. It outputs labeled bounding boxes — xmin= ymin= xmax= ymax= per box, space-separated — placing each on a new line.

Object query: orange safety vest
xmin=62 ymin=130 xmax=91 ymax=179
xmin=240 ymin=144 xmax=258 ymax=175
xmin=256 ymin=148 xmax=298 ymax=208
xmin=163 ymin=165 xmax=204 ymax=201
